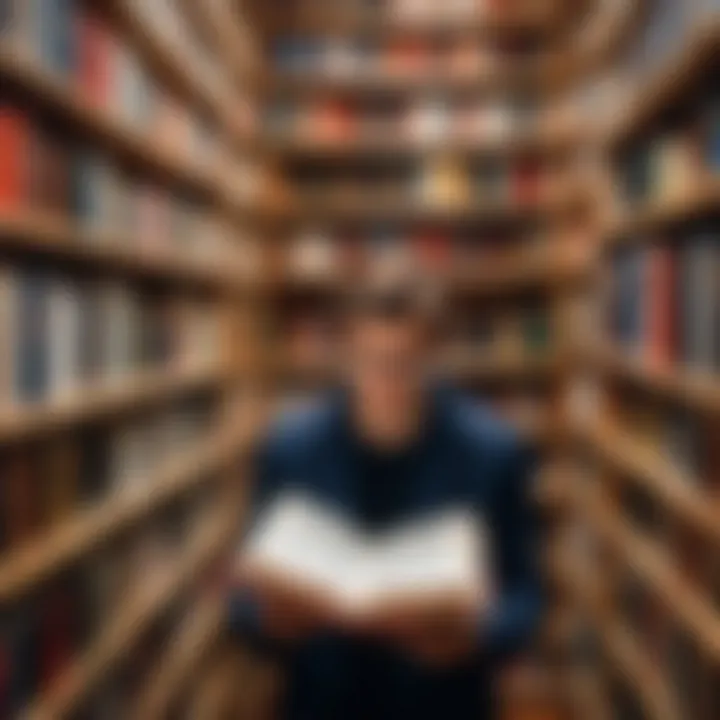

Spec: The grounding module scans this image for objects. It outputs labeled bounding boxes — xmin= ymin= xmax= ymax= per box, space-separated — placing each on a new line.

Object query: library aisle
xmin=0 ymin=0 xmax=718 ymax=718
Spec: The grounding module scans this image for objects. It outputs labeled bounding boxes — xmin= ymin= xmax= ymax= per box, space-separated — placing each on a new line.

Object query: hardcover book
xmin=243 ymin=491 xmax=491 ymax=621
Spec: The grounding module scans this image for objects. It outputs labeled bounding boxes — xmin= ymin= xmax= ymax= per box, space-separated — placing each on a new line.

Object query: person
xmin=229 ymin=269 xmax=544 ymax=720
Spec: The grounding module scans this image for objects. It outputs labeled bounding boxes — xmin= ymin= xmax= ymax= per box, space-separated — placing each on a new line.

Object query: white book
xmin=0 ymin=267 xmax=17 ymax=409
xmin=243 ymin=491 xmax=491 ymax=620
xmin=47 ymin=276 xmax=82 ymax=399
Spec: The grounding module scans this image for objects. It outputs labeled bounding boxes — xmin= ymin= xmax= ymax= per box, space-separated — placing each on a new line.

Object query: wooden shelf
xmin=253 ymin=0 xmax=570 ymax=40
xmin=23 ymin=507 xmax=238 ymax=720
xmin=606 ymin=177 xmax=720 ymax=241
xmin=272 ymin=190 xmax=584 ymax=227
xmin=444 ymin=352 xmax=562 ymax=382
xmin=607 ymin=20 xmax=720 ymax=150
xmin=0 ymin=363 xmax=223 ymax=445
xmin=0 ymin=420 xmax=256 ymax=603
xmin=281 ymin=352 xmax=559 ymax=385
xmin=268 ymin=59 xmax=559 ymax=99
xmin=550 ymin=542 xmax=680 ymax=720
xmin=263 ymin=126 xmax=582 ymax=162
xmin=132 ymin=595 xmax=224 ymax=719
xmin=0 ymin=49 xmax=217 ymax=197
xmin=99 ymin=0 xmax=223 ymax=123
xmin=583 ymin=421 xmax=720 ymax=546
xmin=0 ymin=212 xmax=246 ymax=290
xmin=276 ymin=254 xmax=588 ymax=298
xmin=585 ymin=492 xmax=720 ymax=664
xmin=599 ymin=348 xmax=720 ymax=415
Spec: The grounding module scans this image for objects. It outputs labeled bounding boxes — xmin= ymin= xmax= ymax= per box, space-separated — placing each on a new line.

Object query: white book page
xmin=243 ymin=493 xmax=491 ymax=615
xmin=244 ymin=492 xmax=360 ymax=600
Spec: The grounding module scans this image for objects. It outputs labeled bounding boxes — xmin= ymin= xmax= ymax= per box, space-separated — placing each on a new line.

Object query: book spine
xmin=15 ymin=270 xmax=50 ymax=403
xmin=0 ymin=266 xmax=17 ymax=409
xmin=0 ymin=104 xmax=30 ymax=212
xmin=47 ymin=277 xmax=82 ymax=399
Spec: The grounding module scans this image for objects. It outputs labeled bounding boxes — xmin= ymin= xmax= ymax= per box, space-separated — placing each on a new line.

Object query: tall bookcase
xmin=552 ymin=19 xmax=720 ymax=720
xmin=0 ymin=0 xmax=268 ymax=717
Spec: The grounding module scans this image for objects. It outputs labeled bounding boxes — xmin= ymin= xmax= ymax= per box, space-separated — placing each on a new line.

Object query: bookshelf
xmin=0 ymin=0 xmax=266 ymax=717
xmin=573 ymin=20 xmax=720 ymax=720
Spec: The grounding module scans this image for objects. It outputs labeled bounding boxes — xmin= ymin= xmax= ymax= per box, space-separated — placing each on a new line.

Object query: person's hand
xmin=362 ymin=597 xmax=479 ymax=667
xmin=241 ymin=564 xmax=336 ymax=642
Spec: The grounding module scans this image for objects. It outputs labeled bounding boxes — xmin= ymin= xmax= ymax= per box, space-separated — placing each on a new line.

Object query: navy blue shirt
xmin=230 ymin=387 xmax=543 ymax=720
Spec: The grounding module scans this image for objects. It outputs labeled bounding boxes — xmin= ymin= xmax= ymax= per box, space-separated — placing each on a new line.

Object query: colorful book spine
xmin=76 ymin=6 xmax=112 ymax=109
xmin=0 ymin=104 xmax=30 ymax=212
xmin=15 ymin=270 xmax=50 ymax=402
xmin=679 ymin=232 xmax=718 ymax=371
xmin=0 ymin=267 xmax=18 ymax=408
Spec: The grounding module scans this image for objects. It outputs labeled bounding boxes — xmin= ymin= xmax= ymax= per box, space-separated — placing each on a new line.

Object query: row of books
xmin=294 ymin=157 xmax=553 ymax=207
xmin=273 ymin=36 xmax=531 ymax=79
xmin=609 ymin=232 xmax=720 ymax=373
xmin=448 ymin=308 xmax=553 ymax=357
xmin=0 ymin=503 xmax=214 ymax=717
xmin=617 ymin=98 xmax=720 ymax=205
xmin=0 ymin=104 xmax=238 ymax=266
xmin=300 ymin=0 xmax=524 ymax=23
xmin=283 ymin=229 xmax=550 ymax=277
xmin=0 ymin=267 xmax=222 ymax=407
xmin=0 ymin=394 xmax=217 ymax=549
xmin=127 ymin=0 xmax=232 ymax=103
xmin=267 ymin=97 xmax=538 ymax=144
xmin=1 ymin=2 xmax=217 ymax=162
xmin=607 ymin=397 xmax=720 ymax=719
xmin=281 ymin=304 xmax=552 ymax=374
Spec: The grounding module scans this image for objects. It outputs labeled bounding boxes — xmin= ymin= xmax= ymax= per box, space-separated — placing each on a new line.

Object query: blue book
xmin=612 ymin=247 xmax=644 ymax=353
xmin=15 ymin=270 xmax=50 ymax=402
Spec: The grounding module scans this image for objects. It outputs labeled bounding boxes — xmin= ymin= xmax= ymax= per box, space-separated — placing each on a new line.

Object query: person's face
xmin=347 ymin=317 xmax=430 ymax=443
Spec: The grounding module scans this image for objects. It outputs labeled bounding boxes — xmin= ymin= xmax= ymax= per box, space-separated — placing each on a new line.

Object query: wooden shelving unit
xmin=0 ymin=213 xmax=246 ymax=290
xmin=0 ymin=0 xmax=268 ymax=715
xmin=577 ymin=21 xmax=720 ymax=718
xmin=23 ymin=505 xmax=238 ymax=720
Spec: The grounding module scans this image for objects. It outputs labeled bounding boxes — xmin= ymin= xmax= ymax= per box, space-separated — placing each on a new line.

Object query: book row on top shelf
xmin=264 ymin=94 xmax=579 ymax=157
xmin=256 ymin=0 xmax=571 ymax=37
xmin=600 ymin=22 xmax=720 ymax=410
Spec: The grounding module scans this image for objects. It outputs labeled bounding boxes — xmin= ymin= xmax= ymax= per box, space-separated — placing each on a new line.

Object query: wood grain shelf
xmin=607 ymin=20 xmax=720 ymax=150
xmin=98 ymin=0 xmax=222 ymax=123
xmin=582 ymin=422 xmax=720 ymax=546
xmin=0 ymin=421 xmax=255 ymax=603
xmin=22 ymin=508 xmax=238 ymax=720
xmin=0 ymin=363 xmax=223 ymax=445
xmin=279 ymin=353 xmax=560 ymax=389
xmin=252 ymin=0 xmax=570 ymax=40
xmin=268 ymin=59 xmax=558 ymax=99
xmin=586 ymin=492 xmax=720 ymax=664
xmin=0 ymin=213 xmax=246 ymax=290
xmin=132 ymin=595 xmax=224 ymax=719
xmin=273 ymin=190 xmax=585 ymax=226
xmin=599 ymin=348 xmax=720 ymax=415
xmin=0 ymin=49 xmax=217 ymax=197
xmin=606 ymin=177 xmax=720 ymax=241
xmin=550 ymin=543 xmax=680 ymax=720
xmin=263 ymin=127 xmax=582 ymax=161
xmin=275 ymin=255 xmax=588 ymax=298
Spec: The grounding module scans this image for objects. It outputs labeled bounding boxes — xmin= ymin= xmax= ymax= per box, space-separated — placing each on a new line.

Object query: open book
xmin=241 ymin=491 xmax=492 ymax=621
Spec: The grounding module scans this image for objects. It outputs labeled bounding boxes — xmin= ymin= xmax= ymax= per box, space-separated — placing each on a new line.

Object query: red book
xmin=645 ymin=244 xmax=676 ymax=367
xmin=3 ymin=447 xmax=40 ymax=546
xmin=412 ymin=232 xmax=451 ymax=272
xmin=511 ymin=160 xmax=541 ymax=205
xmin=76 ymin=8 xmax=111 ymax=108
xmin=0 ymin=105 xmax=30 ymax=212
xmin=39 ymin=585 xmax=75 ymax=689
